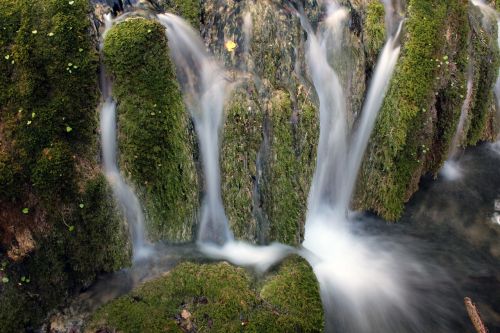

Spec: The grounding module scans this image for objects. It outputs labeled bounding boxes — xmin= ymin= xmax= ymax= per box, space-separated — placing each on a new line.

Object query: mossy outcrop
xmin=261 ymin=90 xmax=318 ymax=245
xmin=363 ymin=0 xmax=386 ymax=69
xmin=356 ymin=0 xmax=499 ymax=220
xmin=204 ymin=0 xmax=323 ymax=245
xmin=87 ymin=256 xmax=323 ymax=332
xmin=221 ymin=92 xmax=263 ymax=241
xmin=0 ymin=0 xmax=128 ymax=331
xmin=103 ymin=18 xmax=198 ymax=242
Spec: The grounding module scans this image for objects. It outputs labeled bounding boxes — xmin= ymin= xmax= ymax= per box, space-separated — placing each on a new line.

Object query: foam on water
xmin=440 ymin=160 xmax=463 ymax=181
xmin=199 ymin=241 xmax=294 ymax=273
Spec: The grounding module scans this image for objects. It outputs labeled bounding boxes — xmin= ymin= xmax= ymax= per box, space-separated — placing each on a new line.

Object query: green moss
xmin=262 ymin=90 xmax=318 ymax=245
xmin=466 ymin=7 xmax=500 ymax=144
xmin=31 ymin=142 xmax=76 ymax=202
xmin=8 ymin=0 xmax=98 ymax=158
xmin=358 ymin=0 xmax=470 ymax=220
xmin=0 ymin=175 xmax=129 ymax=332
xmin=0 ymin=0 xmax=128 ymax=330
xmin=364 ymin=0 xmax=386 ymax=67
xmin=0 ymin=0 xmax=20 ymax=109
xmin=88 ymin=257 xmax=323 ymax=332
xmin=221 ymin=92 xmax=263 ymax=241
xmin=0 ymin=150 xmax=21 ymax=200
xmin=104 ymin=18 xmax=198 ymax=242
xmin=169 ymin=0 xmax=200 ymax=27
xmin=67 ymin=175 xmax=130 ymax=285
xmin=0 ymin=279 xmax=31 ymax=332
xmin=260 ymin=256 xmax=324 ymax=332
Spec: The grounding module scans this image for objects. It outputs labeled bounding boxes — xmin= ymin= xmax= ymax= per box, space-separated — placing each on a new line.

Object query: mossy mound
xmin=87 ymin=256 xmax=323 ymax=333
xmin=356 ymin=0 xmax=497 ymax=220
xmin=0 ymin=0 xmax=128 ymax=331
xmin=103 ymin=18 xmax=198 ymax=242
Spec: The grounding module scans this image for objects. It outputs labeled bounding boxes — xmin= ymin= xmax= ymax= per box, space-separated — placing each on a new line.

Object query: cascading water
xmin=49 ymin=3 xmax=500 ymax=330
xmin=99 ymin=13 xmax=150 ymax=261
xmin=157 ymin=13 xmax=232 ymax=246
xmin=157 ymin=13 xmax=292 ymax=270
xmin=441 ymin=68 xmax=474 ymax=181
xmin=291 ymin=1 xmax=451 ymax=332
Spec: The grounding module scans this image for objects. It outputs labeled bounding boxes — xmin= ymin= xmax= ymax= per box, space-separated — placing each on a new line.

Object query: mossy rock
xmin=466 ymin=5 xmax=500 ymax=144
xmin=31 ymin=142 xmax=76 ymax=202
xmin=221 ymin=91 xmax=263 ymax=241
xmin=356 ymin=0 xmax=484 ymax=220
xmin=104 ymin=18 xmax=198 ymax=242
xmin=87 ymin=256 xmax=323 ymax=332
xmin=262 ymin=90 xmax=318 ymax=245
xmin=363 ymin=0 xmax=386 ymax=68
xmin=155 ymin=0 xmax=200 ymax=27
xmin=0 ymin=0 xmax=128 ymax=331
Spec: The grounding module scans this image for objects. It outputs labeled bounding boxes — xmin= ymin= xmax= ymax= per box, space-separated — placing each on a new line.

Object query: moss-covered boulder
xmin=103 ymin=18 xmax=199 ymax=242
xmin=87 ymin=256 xmax=323 ymax=332
xmin=0 ymin=0 xmax=128 ymax=331
xmin=356 ymin=0 xmax=498 ymax=220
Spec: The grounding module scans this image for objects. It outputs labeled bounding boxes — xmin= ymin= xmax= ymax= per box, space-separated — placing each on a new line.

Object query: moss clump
xmin=260 ymin=256 xmax=324 ymax=332
xmin=168 ymin=0 xmax=200 ymax=27
xmin=104 ymin=18 xmax=198 ymax=242
xmin=262 ymin=90 xmax=318 ymax=245
xmin=31 ymin=142 xmax=76 ymax=202
xmin=363 ymin=0 xmax=386 ymax=67
xmin=358 ymin=0 xmax=473 ymax=220
xmin=221 ymin=92 xmax=263 ymax=241
xmin=88 ymin=257 xmax=323 ymax=332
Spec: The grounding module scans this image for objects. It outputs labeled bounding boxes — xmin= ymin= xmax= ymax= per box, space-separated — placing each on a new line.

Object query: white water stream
xmin=99 ymin=13 xmax=150 ymax=261
xmin=157 ymin=13 xmax=293 ymax=270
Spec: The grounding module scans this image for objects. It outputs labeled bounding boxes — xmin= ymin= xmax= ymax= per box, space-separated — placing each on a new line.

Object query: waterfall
xmin=441 ymin=67 xmax=474 ymax=181
xmin=340 ymin=21 xmax=402 ymax=210
xmin=303 ymin=4 xmax=349 ymax=214
xmin=99 ymin=13 xmax=150 ymax=261
xmin=158 ymin=13 xmax=293 ymax=270
xmin=157 ymin=13 xmax=233 ymax=246
xmin=304 ymin=1 xmax=402 ymax=215
xmin=291 ymin=2 xmax=442 ymax=332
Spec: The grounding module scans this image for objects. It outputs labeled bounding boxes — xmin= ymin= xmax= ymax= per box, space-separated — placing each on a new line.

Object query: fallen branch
xmin=464 ymin=297 xmax=489 ymax=333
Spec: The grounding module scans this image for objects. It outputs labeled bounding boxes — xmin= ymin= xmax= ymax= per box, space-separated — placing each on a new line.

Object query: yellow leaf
xmin=225 ymin=40 xmax=237 ymax=52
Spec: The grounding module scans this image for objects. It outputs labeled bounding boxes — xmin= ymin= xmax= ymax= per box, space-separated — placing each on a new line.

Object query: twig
xmin=464 ymin=297 xmax=489 ymax=333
